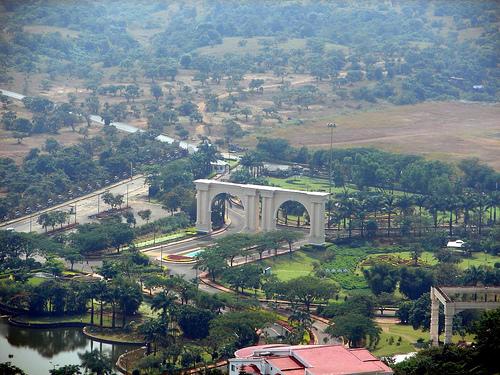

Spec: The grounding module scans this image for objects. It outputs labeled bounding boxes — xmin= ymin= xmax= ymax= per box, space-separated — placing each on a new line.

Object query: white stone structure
xmin=194 ymin=179 xmax=329 ymax=244
xmin=430 ymin=286 xmax=500 ymax=346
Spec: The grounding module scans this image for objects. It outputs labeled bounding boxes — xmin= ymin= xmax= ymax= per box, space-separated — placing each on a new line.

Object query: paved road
xmin=0 ymin=177 xmax=170 ymax=233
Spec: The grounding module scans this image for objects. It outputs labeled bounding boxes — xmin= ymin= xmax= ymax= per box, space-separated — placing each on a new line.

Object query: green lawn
xmin=85 ymin=326 xmax=144 ymax=343
xmin=373 ymin=322 xmax=475 ymax=357
xmin=27 ymin=277 xmax=46 ymax=286
xmin=15 ymin=312 xmax=111 ymax=326
xmin=263 ymin=251 xmax=320 ymax=281
xmin=266 ymin=176 xmax=357 ymax=193
xmin=458 ymin=252 xmax=500 ymax=269
xmin=262 ymin=247 xmax=368 ymax=293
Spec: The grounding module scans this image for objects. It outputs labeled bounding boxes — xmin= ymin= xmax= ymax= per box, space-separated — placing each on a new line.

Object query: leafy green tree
xmin=473 ymin=308 xmax=500 ymax=374
xmin=137 ymin=209 xmax=152 ymax=223
xmin=196 ymin=247 xmax=227 ymax=281
xmin=284 ymin=276 xmax=338 ymax=311
xmin=50 ymin=365 xmax=81 ymax=375
xmin=44 ymin=257 xmax=65 ymax=277
xmin=399 ymin=267 xmax=434 ymax=300
xmin=79 ymin=350 xmax=112 ymax=375
xmin=177 ymin=305 xmax=215 ymax=339
xmin=209 ymin=311 xmax=275 ymax=354
xmin=325 ymin=313 xmax=381 ymax=348
xmin=150 ymin=84 xmax=163 ymax=102
xmin=363 ymin=263 xmax=399 ymax=295
xmin=0 ymin=362 xmax=27 ymax=375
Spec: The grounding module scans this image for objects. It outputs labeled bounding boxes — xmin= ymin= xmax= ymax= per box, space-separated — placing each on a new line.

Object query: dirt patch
xmin=0 ymin=125 xmax=102 ymax=164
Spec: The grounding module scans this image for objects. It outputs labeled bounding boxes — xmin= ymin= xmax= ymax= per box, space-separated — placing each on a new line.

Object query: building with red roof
xmin=228 ymin=344 xmax=393 ymax=375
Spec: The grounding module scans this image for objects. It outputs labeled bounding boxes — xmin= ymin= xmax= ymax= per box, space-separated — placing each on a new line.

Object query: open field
xmin=267 ymin=101 xmax=500 ymax=169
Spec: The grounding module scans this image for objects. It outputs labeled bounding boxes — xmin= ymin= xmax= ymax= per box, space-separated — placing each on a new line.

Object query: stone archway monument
xmin=194 ymin=179 xmax=329 ymax=245
xmin=430 ymin=286 xmax=500 ymax=346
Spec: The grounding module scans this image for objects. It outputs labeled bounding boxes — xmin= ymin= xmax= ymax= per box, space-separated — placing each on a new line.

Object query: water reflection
xmin=0 ymin=318 xmax=135 ymax=374
xmin=1 ymin=323 xmax=87 ymax=358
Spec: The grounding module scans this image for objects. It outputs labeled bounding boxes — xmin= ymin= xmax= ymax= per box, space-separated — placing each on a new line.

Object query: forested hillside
xmin=1 ymin=1 xmax=498 ymax=102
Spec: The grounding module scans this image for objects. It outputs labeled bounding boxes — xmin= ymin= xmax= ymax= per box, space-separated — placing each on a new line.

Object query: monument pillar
xmin=260 ymin=191 xmax=275 ymax=231
xmin=430 ymin=287 xmax=440 ymax=346
xmin=195 ymin=181 xmax=211 ymax=233
xmin=444 ymin=305 xmax=455 ymax=345
xmin=309 ymin=199 xmax=326 ymax=245
xmin=245 ymin=192 xmax=259 ymax=232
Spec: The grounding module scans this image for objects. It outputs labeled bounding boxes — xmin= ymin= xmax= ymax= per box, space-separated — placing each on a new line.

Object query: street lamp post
xmin=327 ymin=122 xmax=336 ymax=229
xmin=126 ymin=184 xmax=129 ymax=208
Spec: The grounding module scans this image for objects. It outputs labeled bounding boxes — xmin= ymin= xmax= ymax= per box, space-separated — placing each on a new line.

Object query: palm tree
xmin=93 ymin=281 xmax=108 ymax=327
xmin=151 ymin=291 xmax=178 ymax=330
xmin=382 ymin=191 xmax=396 ymax=237
xmin=87 ymin=282 xmax=98 ymax=325
xmin=474 ymin=193 xmax=490 ymax=235
xmin=139 ymin=318 xmax=165 ymax=356
xmin=461 ymin=191 xmax=477 ymax=233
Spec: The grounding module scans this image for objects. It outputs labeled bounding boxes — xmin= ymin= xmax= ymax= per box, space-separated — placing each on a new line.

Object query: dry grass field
xmin=2 ymin=64 xmax=499 ymax=170
xmin=269 ymin=101 xmax=500 ymax=169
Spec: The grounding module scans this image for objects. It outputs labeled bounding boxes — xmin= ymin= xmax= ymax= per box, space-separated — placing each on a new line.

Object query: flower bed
xmin=163 ymin=254 xmax=196 ymax=263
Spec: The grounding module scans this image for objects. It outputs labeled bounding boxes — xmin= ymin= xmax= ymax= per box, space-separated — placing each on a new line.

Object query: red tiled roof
xmin=233 ymin=345 xmax=392 ymax=375
xmin=240 ymin=364 xmax=261 ymax=374
xmin=293 ymin=345 xmax=393 ymax=375
xmin=267 ymin=356 xmax=304 ymax=371
xmin=235 ymin=344 xmax=289 ymax=358
xmin=281 ymin=370 xmax=305 ymax=375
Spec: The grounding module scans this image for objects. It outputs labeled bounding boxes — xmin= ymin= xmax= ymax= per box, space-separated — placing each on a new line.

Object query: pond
xmin=0 ymin=317 xmax=137 ymax=374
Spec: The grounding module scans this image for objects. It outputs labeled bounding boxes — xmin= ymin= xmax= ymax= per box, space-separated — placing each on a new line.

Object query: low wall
xmin=8 ymin=316 xmax=88 ymax=329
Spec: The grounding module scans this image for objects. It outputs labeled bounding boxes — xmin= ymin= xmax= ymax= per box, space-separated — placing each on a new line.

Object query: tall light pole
xmin=126 ymin=184 xmax=129 ymax=208
xmin=160 ymin=245 xmax=163 ymax=270
xmin=327 ymin=122 xmax=336 ymax=229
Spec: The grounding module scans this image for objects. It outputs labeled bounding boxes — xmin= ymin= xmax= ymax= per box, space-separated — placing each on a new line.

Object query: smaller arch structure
xmin=195 ymin=179 xmax=328 ymax=244
xmin=430 ymin=286 xmax=500 ymax=346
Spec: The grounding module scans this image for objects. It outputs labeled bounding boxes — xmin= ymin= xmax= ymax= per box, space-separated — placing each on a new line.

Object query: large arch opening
xmin=275 ymin=200 xmax=310 ymax=228
xmin=210 ymin=192 xmax=245 ymax=231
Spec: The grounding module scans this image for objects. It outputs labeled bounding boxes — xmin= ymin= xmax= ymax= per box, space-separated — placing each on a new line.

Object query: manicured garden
xmin=261 ymin=245 xmax=377 ymax=294
xmin=367 ymin=251 xmax=500 ymax=270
